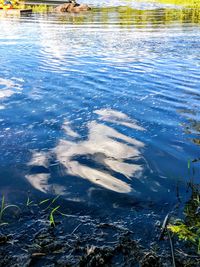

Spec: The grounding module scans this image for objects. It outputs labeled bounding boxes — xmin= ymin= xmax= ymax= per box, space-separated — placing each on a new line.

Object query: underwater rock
xmin=55 ymin=1 xmax=91 ymax=13
xmin=140 ymin=252 xmax=160 ymax=267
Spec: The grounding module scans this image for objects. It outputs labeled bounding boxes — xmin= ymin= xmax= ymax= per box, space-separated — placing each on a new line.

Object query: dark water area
xmin=0 ymin=1 xmax=200 ymax=237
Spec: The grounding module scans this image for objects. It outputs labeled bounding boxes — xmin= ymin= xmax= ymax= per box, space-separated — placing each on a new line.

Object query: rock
xmin=0 ymin=235 xmax=9 ymax=244
xmin=140 ymin=252 xmax=161 ymax=267
xmin=31 ymin=252 xmax=46 ymax=258
xmin=155 ymin=220 xmax=161 ymax=227
xmin=55 ymin=2 xmax=91 ymax=13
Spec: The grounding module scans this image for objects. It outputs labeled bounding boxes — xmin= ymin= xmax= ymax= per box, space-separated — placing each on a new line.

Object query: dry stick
xmin=71 ymin=223 xmax=82 ymax=235
xmin=176 ymin=249 xmax=200 ymax=259
xmin=57 ymin=210 xmax=79 ymax=218
xmin=176 ymin=182 xmax=181 ymax=203
xmin=167 ymin=230 xmax=176 ymax=267
xmin=159 ymin=213 xmax=170 ymax=241
xmin=159 ymin=214 xmax=176 ymax=267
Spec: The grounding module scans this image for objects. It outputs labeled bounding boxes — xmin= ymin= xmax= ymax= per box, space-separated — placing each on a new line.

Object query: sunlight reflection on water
xmin=0 ymin=4 xmax=199 ymax=209
xmin=0 ymin=78 xmax=23 ymax=99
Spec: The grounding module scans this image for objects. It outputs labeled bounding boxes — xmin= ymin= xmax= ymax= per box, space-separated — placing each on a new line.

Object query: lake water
xmin=0 ymin=1 xmax=200 ymax=222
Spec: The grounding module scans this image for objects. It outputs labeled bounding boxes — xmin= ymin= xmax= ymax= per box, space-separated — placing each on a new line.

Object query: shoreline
xmin=0 ymin=192 xmax=199 ymax=266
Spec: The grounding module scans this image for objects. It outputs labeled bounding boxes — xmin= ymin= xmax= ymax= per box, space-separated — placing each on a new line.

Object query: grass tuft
xmin=0 ymin=195 xmax=21 ymax=223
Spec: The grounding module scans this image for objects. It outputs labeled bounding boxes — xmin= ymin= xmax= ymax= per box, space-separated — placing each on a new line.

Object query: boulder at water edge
xmin=55 ymin=2 xmax=91 ymax=13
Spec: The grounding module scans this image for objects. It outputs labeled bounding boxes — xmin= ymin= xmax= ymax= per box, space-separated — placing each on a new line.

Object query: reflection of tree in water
xmin=178 ymin=108 xmax=200 ymax=148
xmin=55 ymin=6 xmax=200 ymax=26
xmin=187 ymin=120 xmax=200 ymax=146
xmin=26 ymin=109 xmax=145 ymax=195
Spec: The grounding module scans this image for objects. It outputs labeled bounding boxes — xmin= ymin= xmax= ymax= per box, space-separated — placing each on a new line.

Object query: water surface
xmin=0 ymin=2 xmax=200 ymax=220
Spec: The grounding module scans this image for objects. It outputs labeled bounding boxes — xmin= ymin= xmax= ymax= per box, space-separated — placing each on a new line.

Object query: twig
xmin=159 ymin=213 xmax=170 ymax=240
xmin=176 ymin=249 xmax=200 ymax=259
xmin=56 ymin=210 xmax=78 ymax=218
xmin=71 ymin=223 xmax=82 ymax=235
xmin=167 ymin=229 xmax=176 ymax=267
xmin=176 ymin=182 xmax=181 ymax=203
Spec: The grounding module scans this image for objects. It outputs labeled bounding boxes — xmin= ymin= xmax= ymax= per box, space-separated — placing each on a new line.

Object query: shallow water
xmin=0 ymin=2 xmax=200 ymax=219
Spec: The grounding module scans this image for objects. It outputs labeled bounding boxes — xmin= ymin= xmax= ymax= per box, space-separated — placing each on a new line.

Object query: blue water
xmin=0 ymin=4 xmax=200 ymax=218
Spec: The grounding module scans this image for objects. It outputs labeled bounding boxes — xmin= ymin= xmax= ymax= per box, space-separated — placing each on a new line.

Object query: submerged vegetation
xmin=0 ymin=185 xmax=200 ymax=266
xmin=1 ymin=163 xmax=199 ymax=265
xmin=168 ymin=184 xmax=200 ymax=255
xmin=0 ymin=194 xmax=62 ymax=227
xmin=0 ymin=195 xmax=20 ymax=225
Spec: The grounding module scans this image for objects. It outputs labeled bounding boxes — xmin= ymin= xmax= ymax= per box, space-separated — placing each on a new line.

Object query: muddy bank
xmin=0 ymin=201 xmax=199 ymax=267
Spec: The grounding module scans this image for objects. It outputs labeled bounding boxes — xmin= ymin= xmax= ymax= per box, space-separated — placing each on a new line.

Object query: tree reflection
xmin=55 ymin=6 xmax=200 ymax=26
xmin=178 ymin=108 xmax=200 ymax=148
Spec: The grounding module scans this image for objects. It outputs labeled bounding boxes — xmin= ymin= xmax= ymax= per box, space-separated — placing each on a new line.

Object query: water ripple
xmin=0 ymin=6 xmax=200 ymax=206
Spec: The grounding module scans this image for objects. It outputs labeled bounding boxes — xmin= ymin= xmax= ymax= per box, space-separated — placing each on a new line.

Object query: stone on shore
xmin=54 ymin=2 xmax=91 ymax=13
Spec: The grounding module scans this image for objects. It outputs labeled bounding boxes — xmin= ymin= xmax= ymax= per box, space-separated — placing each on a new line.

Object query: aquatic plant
xmin=39 ymin=195 xmax=63 ymax=226
xmin=0 ymin=195 xmax=21 ymax=224
xmin=0 ymin=193 xmax=64 ymax=227
xmin=168 ymin=184 xmax=200 ymax=254
xmin=49 ymin=205 xmax=60 ymax=227
xmin=26 ymin=195 xmax=34 ymax=206
xmin=39 ymin=194 xmax=60 ymax=211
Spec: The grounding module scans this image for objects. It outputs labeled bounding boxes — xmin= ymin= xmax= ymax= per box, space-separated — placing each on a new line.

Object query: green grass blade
xmin=2 ymin=204 xmax=21 ymax=213
xmin=51 ymin=195 xmax=60 ymax=204
xmin=49 ymin=205 xmax=60 ymax=227
xmin=39 ymin=198 xmax=50 ymax=205
xmin=0 ymin=195 xmax=5 ymax=221
xmin=43 ymin=195 xmax=60 ymax=211
xmin=188 ymin=159 xmax=191 ymax=170
xmin=26 ymin=196 xmax=34 ymax=206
